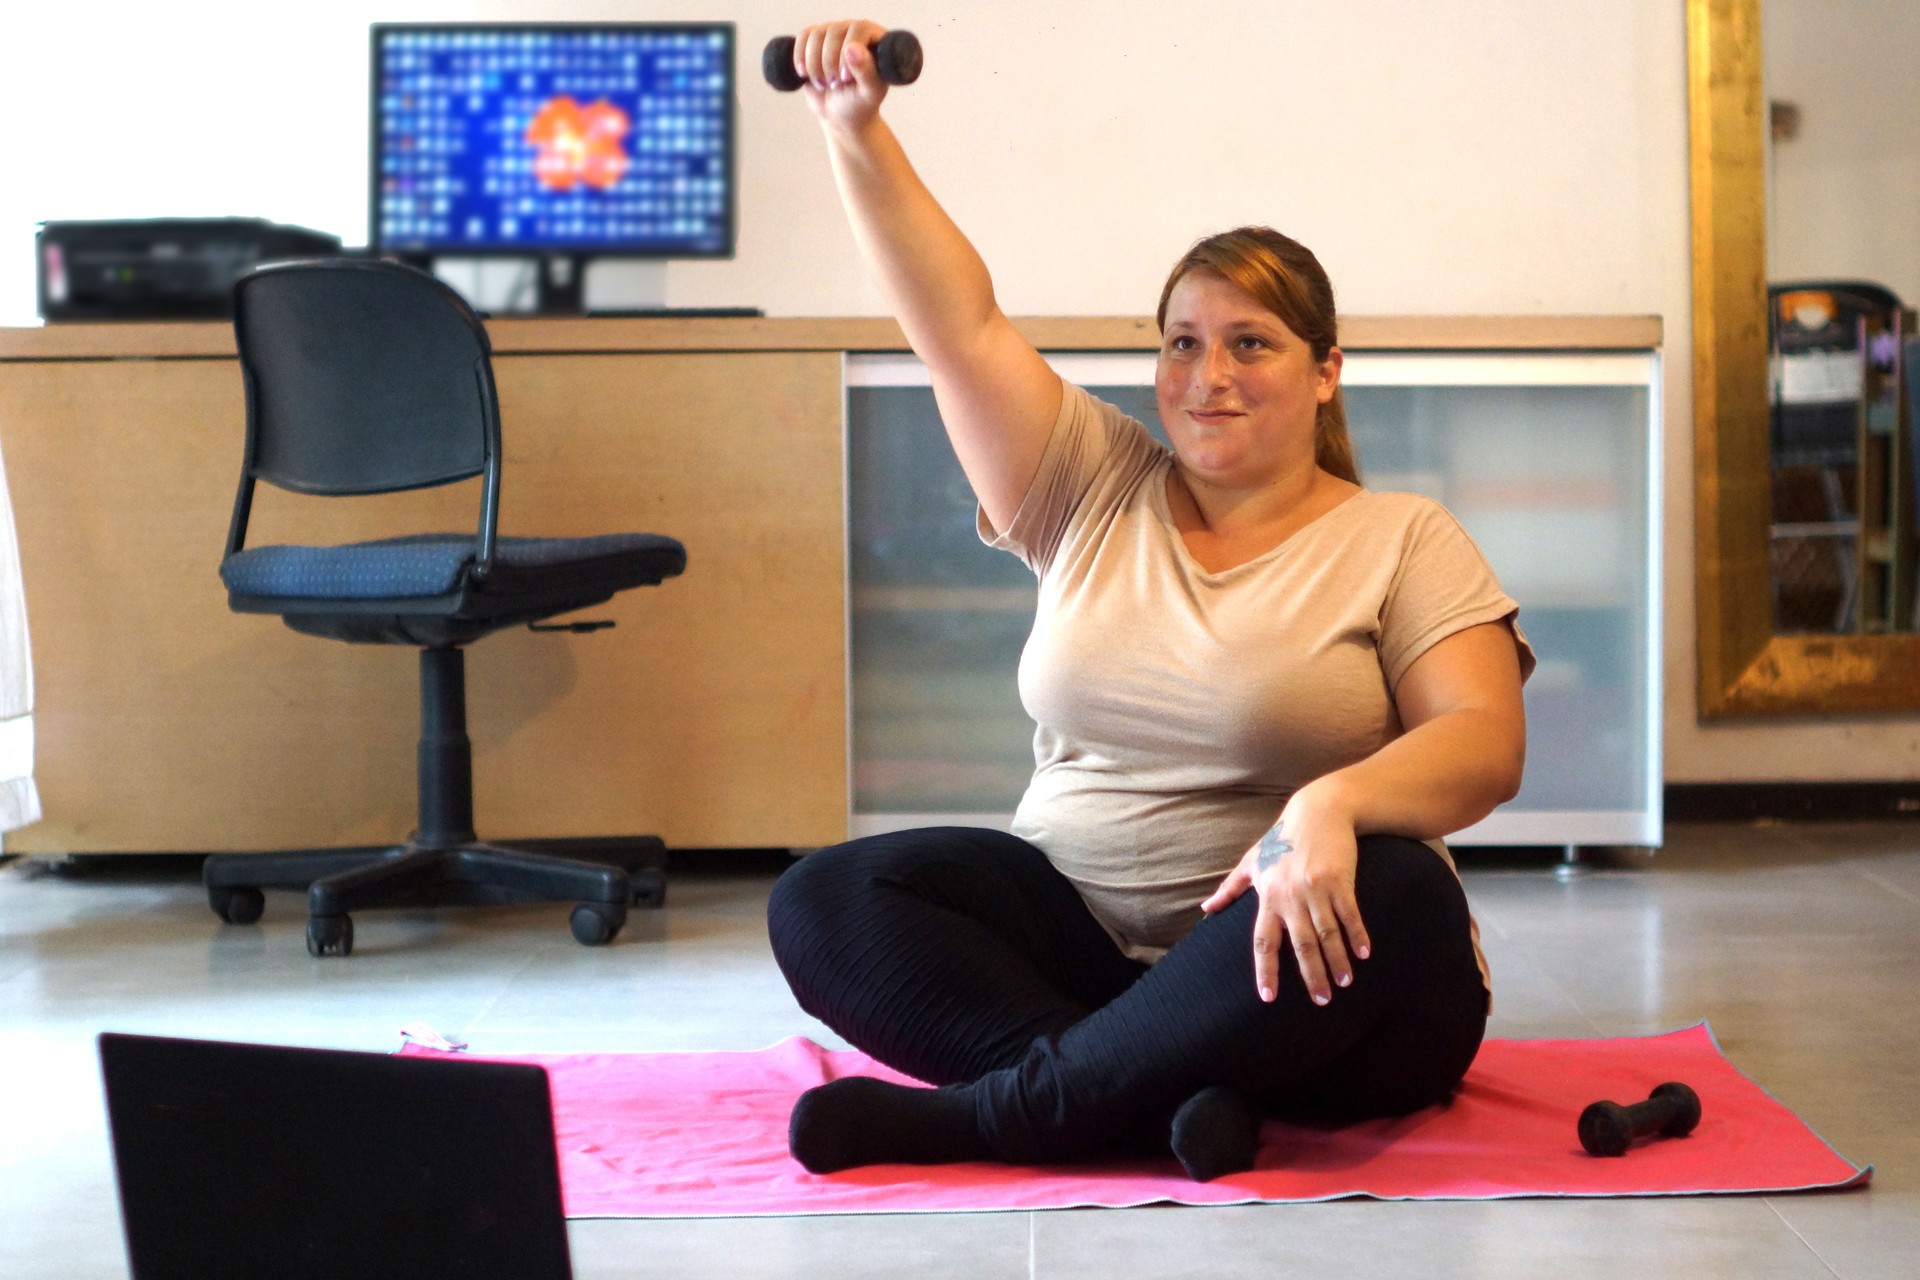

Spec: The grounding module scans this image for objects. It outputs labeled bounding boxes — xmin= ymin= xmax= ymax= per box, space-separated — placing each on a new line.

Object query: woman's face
xmin=1154 ymin=270 xmax=1342 ymax=491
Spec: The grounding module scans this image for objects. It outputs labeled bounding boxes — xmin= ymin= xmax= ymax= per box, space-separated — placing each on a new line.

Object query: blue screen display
xmin=373 ymin=26 xmax=734 ymax=257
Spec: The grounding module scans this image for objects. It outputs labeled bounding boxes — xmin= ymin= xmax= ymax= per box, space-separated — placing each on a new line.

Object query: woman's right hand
xmin=793 ymin=20 xmax=892 ymax=132
xmin=1200 ymin=785 xmax=1371 ymax=1008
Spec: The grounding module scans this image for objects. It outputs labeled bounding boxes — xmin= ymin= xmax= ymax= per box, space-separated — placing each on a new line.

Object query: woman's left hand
xmin=1199 ymin=786 xmax=1370 ymax=1006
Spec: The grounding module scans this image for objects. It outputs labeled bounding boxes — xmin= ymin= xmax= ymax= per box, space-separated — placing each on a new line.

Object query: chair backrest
xmin=227 ymin=258 xmax=502 ymax=561
xmin=1767 ymin=281 xmax=1906 ymax=464
xmin=1770 ymin=281 xmax=1902 ymax=359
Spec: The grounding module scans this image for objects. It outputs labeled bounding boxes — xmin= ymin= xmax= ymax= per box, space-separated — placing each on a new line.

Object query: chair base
xmin=203 ymin=836 xmax=666 ymax=957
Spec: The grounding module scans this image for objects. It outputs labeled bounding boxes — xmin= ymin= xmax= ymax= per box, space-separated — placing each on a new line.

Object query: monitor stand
xmin=522 ymin=256 xmax=672 ymax=315
xmin=422 ymin=256 xmax=678 ymax=317
xmin=534 ymin=255 xmax=585 ymax=315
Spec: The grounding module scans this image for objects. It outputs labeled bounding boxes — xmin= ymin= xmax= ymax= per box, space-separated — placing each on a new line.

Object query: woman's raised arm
xmin=795 ymin=20 xmax=1062 ymax=533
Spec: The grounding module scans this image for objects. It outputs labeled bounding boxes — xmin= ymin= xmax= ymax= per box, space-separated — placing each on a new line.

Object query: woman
xmin=767 ymin=20 xmax=1534 ymax=1181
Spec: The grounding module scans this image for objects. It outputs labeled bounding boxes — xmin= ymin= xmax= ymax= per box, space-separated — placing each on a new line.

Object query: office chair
xmin=200 ymin=258 xmax=686 ymax=956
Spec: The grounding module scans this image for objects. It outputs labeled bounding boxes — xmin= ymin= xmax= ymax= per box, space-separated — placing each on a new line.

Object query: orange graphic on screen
xmin=526 ymin=96 xmax=631 ymax=191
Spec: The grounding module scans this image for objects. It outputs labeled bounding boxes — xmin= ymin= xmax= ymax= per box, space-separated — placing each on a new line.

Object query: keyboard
xmin=587 ymin=306 xmax=765 ymax=318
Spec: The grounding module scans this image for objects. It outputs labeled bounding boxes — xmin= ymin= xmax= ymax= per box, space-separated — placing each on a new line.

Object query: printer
xmin=37 ymin=219 xmax=342 ymax=321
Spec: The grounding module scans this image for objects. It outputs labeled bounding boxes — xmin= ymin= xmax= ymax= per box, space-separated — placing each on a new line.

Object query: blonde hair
xmin=1155 ymin=227 xmax=1358 ymax=484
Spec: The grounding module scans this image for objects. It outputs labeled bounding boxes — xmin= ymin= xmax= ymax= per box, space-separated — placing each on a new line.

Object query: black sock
xmin=788 ymin=1076 xmax=992 ymax=1173
xmin=1169 ymin=1085 xmax=1261 ymax=1181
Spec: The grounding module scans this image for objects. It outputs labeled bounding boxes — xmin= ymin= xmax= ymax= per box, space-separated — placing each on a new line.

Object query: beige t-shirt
xmin=979 ymin=382 xmax=1536 ymax=987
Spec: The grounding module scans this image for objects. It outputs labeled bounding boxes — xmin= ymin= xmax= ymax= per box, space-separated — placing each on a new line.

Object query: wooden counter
xmin=0 ymin=314 xmax=1660 ymax=854
xmin=0 ymin=314 xmax=1663 ymax=361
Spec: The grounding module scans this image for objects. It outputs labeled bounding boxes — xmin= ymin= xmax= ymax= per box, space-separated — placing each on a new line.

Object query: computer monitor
xmin=371 ymin=23 xmax=736 ymax=313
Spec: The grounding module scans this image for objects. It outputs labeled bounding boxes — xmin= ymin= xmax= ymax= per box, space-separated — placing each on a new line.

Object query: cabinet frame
xmin=846 ymin=349 xmax=1664 ymax=851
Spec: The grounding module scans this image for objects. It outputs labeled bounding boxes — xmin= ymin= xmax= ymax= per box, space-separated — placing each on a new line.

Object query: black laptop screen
xmin=99 ymin=1033 xmax=572 ymax=1280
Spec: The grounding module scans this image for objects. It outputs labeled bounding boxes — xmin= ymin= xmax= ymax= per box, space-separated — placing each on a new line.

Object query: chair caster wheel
xmin=307 ymin=914 xmax=353 ymax=957
xmin=570 ymin=902 xmax=626 ymax=946
xmin=633 ymin=877 xmax=666 ymax=909
xmin=210 ymin=885 xmax=266 ymax=925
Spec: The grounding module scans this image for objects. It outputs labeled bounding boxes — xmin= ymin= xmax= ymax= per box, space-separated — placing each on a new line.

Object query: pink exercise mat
xmin=399 ymin=1024 xmax=1869 ymax=1217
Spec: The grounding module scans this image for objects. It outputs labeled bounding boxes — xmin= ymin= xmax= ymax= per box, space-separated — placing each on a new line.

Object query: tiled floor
xmin=0 ymin=822 xmax=1909 ymax=1278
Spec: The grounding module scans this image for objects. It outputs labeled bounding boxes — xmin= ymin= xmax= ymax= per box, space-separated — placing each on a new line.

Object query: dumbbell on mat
xmin=762 ymin=31 xmax=924 ymax=92
xmin=1578 ymin=1081 xmax=1702 ymax=1157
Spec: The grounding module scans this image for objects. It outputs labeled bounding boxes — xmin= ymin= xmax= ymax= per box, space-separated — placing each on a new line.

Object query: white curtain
xmin=0 ymin=434 xmax=39 ymax=833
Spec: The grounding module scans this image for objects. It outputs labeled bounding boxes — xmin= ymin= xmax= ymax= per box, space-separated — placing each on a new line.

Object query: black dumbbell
xmin=1577 ymin=1081 xmax=1702 ymax=1157
xmin=762 ymin=31 xmax=924 ymax=92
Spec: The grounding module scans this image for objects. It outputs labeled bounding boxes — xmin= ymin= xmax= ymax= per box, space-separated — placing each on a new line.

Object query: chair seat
xmin=223 ymin=532 xmax=685 ymax=599
xmin=221 ymin=533 xmax=687 ymax=645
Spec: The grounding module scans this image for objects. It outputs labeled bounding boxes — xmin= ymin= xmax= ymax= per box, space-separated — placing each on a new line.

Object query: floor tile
xmin=1031 ymin=1197 xmax=1839 ymax=1279
xmin=1768 ymin=1182 xmax=1920 ymax=1278
xmin=568 ymin=1212 xmax=1032 ymax=1280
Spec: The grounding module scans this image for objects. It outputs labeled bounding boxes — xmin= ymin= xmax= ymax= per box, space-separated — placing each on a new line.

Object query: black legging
xmin=767 ymin=826 xmax=1488 ymax=1164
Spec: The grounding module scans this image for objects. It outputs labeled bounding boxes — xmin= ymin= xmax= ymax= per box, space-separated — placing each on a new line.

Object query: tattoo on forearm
xmin=1255 ymin=827 xmax=1292 ymax=872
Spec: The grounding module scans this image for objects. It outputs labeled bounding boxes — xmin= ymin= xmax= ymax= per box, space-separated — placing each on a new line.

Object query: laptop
xmin=98 ymin=1032 xmax=573 ymax=1280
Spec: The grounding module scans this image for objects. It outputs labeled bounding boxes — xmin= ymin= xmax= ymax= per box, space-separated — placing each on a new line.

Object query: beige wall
xmin=2 ymin=0 xmax=1912 ymax=781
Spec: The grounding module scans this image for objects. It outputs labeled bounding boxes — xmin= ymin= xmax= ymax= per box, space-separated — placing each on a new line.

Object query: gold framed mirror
xmin=1689 ymin=0 xmax=1920 ymax=714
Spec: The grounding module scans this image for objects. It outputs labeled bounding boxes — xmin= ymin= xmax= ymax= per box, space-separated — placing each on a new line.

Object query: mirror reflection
xmin=1765 ymin=1 xmax=1920 ymax=633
